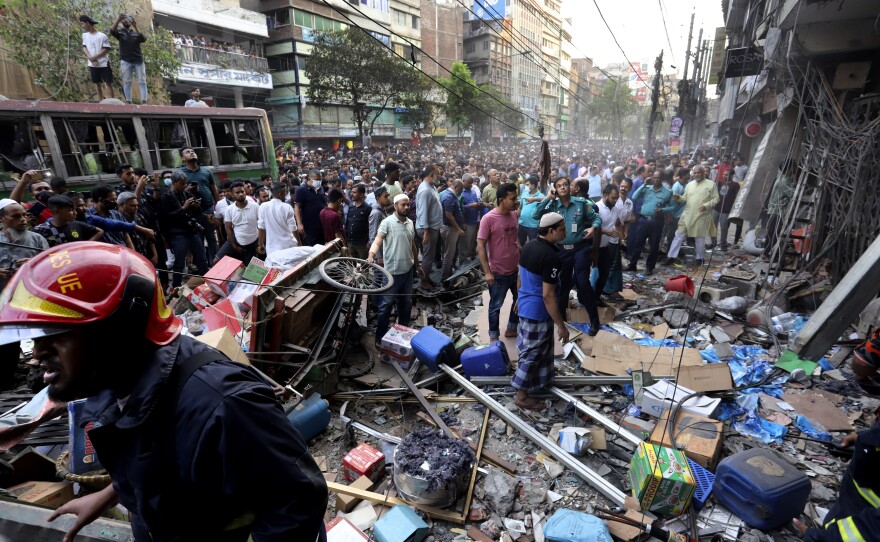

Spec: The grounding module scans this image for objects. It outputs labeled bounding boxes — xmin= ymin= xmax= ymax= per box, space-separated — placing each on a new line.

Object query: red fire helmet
xmin=0 ymin=242 xmax=181 ymax=346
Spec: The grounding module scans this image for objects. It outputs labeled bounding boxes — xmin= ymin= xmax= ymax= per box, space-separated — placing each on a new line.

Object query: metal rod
xmin=392 ymin=361 xmax=455 ymax=438
xmin=469 ymin=375 xmax=676 ymax=386
xmin=549 ymin=387 xmax=642 ymax=448
xmin=339 ymin=414 xmax=402 ymax=444
xmin=439 ymin=364 xmax=628 ymax=506
xmin=614 ymin=303 xmax=678 ymax=320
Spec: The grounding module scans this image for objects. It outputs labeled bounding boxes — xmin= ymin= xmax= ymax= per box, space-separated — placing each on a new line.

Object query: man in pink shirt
xmin=478 ymin=182 xmax=521 ymax=339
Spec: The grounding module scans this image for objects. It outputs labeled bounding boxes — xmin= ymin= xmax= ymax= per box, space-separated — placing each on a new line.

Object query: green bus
xmin=0 ymin=100 xmax=277 ymax=194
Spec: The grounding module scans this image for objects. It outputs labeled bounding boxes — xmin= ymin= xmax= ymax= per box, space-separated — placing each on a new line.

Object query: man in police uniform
xmin=531 ymin=177 xmax=601 ymax=335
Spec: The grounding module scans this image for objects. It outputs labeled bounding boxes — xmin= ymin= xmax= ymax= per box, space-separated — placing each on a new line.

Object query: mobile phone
xmin=31 ymin=169 xmax=53 ymax=181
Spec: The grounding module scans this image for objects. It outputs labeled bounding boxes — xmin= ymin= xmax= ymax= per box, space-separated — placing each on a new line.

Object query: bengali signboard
xmin=178 ymin=64 xmax=273 ymax=89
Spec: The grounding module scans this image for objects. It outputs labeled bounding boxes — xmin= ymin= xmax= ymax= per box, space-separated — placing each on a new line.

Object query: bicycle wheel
xmin=318 ymin=257 xmax=394 ymax=294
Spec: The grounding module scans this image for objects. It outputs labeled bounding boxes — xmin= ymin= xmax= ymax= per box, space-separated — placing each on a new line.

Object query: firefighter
xmin=0 ymin=242 xmax=328 ymax=542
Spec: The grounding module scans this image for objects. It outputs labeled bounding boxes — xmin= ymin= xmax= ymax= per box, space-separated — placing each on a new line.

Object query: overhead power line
xmin=459 ymin=0 xmax=608 ymax=123
xmin=591 ymin=0 xmax=650 ymax=86
xmin=315 ymin=0 xmax=538 ymax=139
xmin=323 ymin=0 xmax=541 ymax=128
xmin=657 ymin=0 xmax=678 ymax=65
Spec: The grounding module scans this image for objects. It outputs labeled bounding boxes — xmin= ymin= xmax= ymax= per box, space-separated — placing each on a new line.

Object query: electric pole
xmin=677 ymin=13 xmax=695 ymax=151
xmin=646 ymin=50 xmax=663 ymax=153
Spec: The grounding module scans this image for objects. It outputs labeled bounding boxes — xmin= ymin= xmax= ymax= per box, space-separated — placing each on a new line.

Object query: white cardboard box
xmin=641 ymin=380 xmax=721 ymax=419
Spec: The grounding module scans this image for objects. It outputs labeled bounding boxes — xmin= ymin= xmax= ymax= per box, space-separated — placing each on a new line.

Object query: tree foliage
xmin=591 ymin=78 xmax=642 ymax=142
xmin=304 ymin=28 xmax=426 ymax=139
xmin=0 ymin=0 xmax=180 ymax=102
xmin=438 ymin=61 xmax=522 ymax=138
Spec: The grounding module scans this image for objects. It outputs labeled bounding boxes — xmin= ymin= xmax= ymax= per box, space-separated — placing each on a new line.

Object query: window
xmin=411 ymin=15 xmax=419 ymax=30
xmin=490 ymin=42 xmax=496 ymax=51
xmin=465 ymin=43 xmax=475 ymax=53
xmin=483 ymin=41 xmax=489 ymax=50
xmin=294 ymin=9 xmax=344 ymax=32
xmin=267 ymin=9 xmax=291 ymax=28
xmin=54 ymin=117 xmax=140 ymax=177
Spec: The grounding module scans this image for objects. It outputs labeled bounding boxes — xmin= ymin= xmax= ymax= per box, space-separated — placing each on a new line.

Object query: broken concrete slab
xmin=479 ymin=468 xmax=519 ymax=516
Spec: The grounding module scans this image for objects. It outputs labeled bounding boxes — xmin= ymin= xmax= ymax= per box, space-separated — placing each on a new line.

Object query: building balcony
xmin=174 ymin=47 xmax=273 ymax=90
xmin=153 ymin=0 xmax=268 ymax=37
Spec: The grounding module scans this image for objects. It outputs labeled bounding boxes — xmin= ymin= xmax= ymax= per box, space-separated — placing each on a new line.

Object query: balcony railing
xmin=175 ymin=46 xmax=269 ymax=73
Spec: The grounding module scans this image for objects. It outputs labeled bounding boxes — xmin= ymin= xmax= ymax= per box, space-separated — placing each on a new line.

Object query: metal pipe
xmin=469 ymin=375 xmax=676 ymax=386
xmin=549 ymin=387 xmax=642 ymax=448
xmin=439 ymin=364 xmax=628 ymax=506
xmin=339 ymin=414 xmax=402 ymax=444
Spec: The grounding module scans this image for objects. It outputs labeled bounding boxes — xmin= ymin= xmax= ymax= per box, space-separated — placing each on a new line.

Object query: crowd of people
xmin=3 ymin=136 xmax=875 ymax=542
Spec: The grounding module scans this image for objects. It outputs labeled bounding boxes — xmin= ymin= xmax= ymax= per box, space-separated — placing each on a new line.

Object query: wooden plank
xmin=461 ymin=409 xmax=490 ymax=525
xmin=326 ymin=481 xmax=464 ymax=523
xmin=415 ymin=412 xmax=517 ymax=474
xmin=782 ymin=391 xmax=854 ymax=431
xmin=392 ymin=362 xmax=454 ymax=438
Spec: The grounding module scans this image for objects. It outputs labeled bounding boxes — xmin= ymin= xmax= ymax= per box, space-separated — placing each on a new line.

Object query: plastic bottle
xmin=771 ymin=312 xmax=800 ymax=333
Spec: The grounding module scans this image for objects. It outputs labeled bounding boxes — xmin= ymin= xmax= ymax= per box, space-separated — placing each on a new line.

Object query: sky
xmin=562 ymin=0 xmax=725 ymax=78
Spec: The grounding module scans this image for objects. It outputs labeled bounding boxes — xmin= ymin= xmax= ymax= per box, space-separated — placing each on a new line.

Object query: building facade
xmin=420 ymin=0 xmax=464 ymax=79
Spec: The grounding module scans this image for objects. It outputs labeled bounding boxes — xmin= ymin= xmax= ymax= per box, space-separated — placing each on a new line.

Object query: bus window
xmin=185 ymin=119 xmax=209 ymax=165
xmin=235 ymin=120 xmax=265 ymax=164
xmin=144 ymin=118 xmax=186 ymax=169
xmin=0 ymin=118 xmax=53 ymax=175
xmin=53 ymin=118 xmax=139 ymax=177
xmin=211 ymin=119 xmax=238 ymax=166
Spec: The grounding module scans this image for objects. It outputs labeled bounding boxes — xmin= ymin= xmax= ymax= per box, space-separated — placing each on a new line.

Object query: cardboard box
xmin=227 ymin=281 xmax=260 ymax=310
xmin=67 ymin=399 xmax=102 ymax=474
xmin=380 ymin=324 xmax=418 ymax=359
xmin=342 ymin=443 xmax=385 ymax=483
xmin=582 ymin=332 xmax=703 ymax=376
xmin=187 ymin=283 xmax=221 ymax=311
xmin=335 ymin=475 xmax=374 ymax=513
xmin=8 ymin=481 xmax=74 ymax=508
xmin=678 ymin=363 xmax=734 ymax=392
xmin=204 ymin=256 xmax=244 ymax=296
xmin=327 ymin=517 xmax=369 ymax=542
xmin=641 ymin=380 xmax=721 ymax=419
xmin=621 ymin=416 xmax=656 ymax=441
xmin=378 ymin=351 xmax=413 ymax=370
xmin=202 ymin=298 xmax=245 ymax=335
xmin=649 ymin=411 xmax=723 ymax=470
xmin=196 ymin=327 xmax=250 ymax=365
xmin=240 ymin=257 xmax=282 ymax=286
xmin=629 ymin=443 xmax=695 ymax=516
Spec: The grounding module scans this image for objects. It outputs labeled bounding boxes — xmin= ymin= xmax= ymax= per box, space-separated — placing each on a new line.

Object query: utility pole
xmin=688 ymin=28 xmax=704 ymax=149
xmin=677 ymin=13 xmax=695 ymax=151
xmin=645 ymin=50 xmax=663 ymax=153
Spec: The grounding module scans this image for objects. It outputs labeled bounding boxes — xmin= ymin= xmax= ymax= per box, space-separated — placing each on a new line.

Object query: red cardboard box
xmin=204 ymin=256 xmax=244 ymax=296
xmin=203 ymin=298 xmax=245 ymax=335
xmin=342 ymin=443 xmax=385 ymax=483
xmin=187 ymin=283 xmax=221 ymax=311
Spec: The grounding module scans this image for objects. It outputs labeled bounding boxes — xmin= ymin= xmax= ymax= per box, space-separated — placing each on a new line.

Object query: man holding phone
xmin=110 ymin=13 xmax=147 ymax=104
xmin=9 ymin=170 xmax=54 ymax=225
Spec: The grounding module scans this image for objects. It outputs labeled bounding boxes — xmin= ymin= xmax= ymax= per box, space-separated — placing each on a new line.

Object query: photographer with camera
xmin=158 ymin=171 xmax=209 ymax=290
xmin=110 ymin=13 xmax=147 ymax=104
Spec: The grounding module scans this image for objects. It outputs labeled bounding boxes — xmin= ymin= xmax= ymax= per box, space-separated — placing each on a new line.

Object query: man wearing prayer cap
xmin=0 ymin=197 xmax=49 ymax=389
xmin=511 ymin=211 xmax=568 ymax=410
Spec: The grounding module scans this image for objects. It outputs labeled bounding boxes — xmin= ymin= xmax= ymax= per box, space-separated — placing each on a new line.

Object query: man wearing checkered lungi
xmin=512 ymin=212 xmax=570 ymax=410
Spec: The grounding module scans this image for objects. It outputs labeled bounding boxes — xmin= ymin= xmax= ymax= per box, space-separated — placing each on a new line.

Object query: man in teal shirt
xmin=626 ymin=171 xmax=671 ymax=275
xmin=662 ymin=167 xmax=689 ymax=250
xmin=532 ymin=177 xmax=602 ymax=335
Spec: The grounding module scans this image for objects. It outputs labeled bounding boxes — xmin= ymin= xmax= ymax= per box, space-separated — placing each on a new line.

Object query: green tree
xmin=592 ymin=78 xmax=640 ymax=142
xmin=304 ymin=28 xmax=424 ymax=140
xmin=0 ymin=0 xmax=179 ymax=102
xmin=438 ymin=61 xmax=523 ymax=139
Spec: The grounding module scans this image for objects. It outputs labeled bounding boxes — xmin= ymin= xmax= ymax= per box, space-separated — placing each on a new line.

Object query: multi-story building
xmin=538 ymin=0 xmax=561 ymax=137
xmin=261 ymin=0 xmax=395 ymax=145
xmin=509 ymin=0 xmax=542 ymax=136
xmin=462 ymin=17 xmax=512 ymax=102
xmin=558 ymin=17 xmax=575 ymax=138
xmin=571 ymin=57 xmax=594 ymax=137
xmin=152 ymin=0 xmax=273 ymax=107
xmin=420 ymin=0 xmax=464 ymax=79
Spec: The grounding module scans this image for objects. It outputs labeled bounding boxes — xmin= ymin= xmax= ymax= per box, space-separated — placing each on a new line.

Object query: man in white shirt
xmin=258 ymin=183 xmax=299 ymax=258
xmin=185 ymin=88 xmax=209 ymax=107
xmin=733 ymin=157 xmax=749 ymax=184
xmin=80 ymin=15 xmax=114 ymax=101
xmin=215 ymin=181 xmax=262 ymax=265
xmin=594 ymin=184 xmax=622 ymax=302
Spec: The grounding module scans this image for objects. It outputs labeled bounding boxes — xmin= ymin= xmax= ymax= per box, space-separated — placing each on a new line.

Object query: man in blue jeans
xmin=110 ymin=13 xmax=148 ymax=103
xmin=368 ymin=194 xmax=424 ymax=342
xmin=478 ymin=182 xmax=521 ymax=339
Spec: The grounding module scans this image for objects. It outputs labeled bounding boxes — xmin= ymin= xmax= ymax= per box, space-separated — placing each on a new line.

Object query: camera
xmin=187 ymin=217 xmax=204 ymax=234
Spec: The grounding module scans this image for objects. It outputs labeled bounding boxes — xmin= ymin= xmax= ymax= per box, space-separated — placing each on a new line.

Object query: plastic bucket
xmin=664 ymin=274 xmax=694 ymax=296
